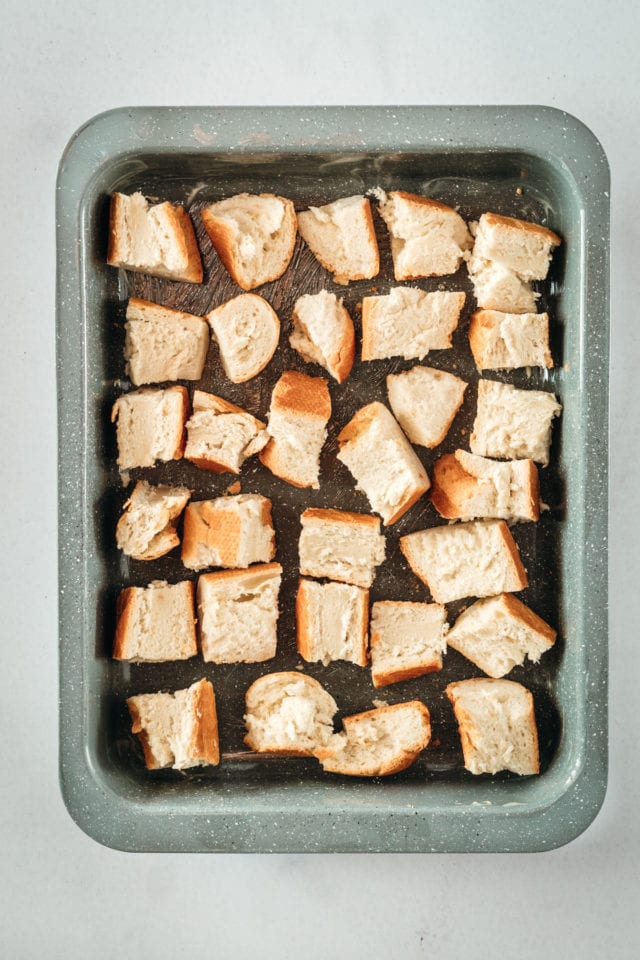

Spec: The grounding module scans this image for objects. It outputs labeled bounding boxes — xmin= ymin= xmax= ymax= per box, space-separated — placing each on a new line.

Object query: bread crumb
xmin=226 ymin=481 xmax=242 ymax=495
xmin=372 ymin=698 xmax=389 ymax=709
xmin=120 ymin=471 xmax=131 ymax=487
xmin=516 ymin=187 xmax=524 ymax=196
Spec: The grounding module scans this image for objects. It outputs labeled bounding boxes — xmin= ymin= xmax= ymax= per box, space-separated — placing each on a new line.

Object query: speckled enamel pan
xmin=57 ymin=106 xmax=608 ymax=852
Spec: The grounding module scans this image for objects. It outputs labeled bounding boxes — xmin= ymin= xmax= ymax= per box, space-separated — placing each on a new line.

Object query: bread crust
xmin=269 ymin=369 xmax=332 ymax=420
xmin=113 ymin=581 xmax=197 ymax=661
xmin=182 ymin=498 xmax=275 ymax=570
xmin=498 ymin=522 xmax=529 ymax=590
xmin=371 ymin=660 xmax=441 ymax=689
xmin=301 ymin=507 xmax=380 ymax=530
xmin=189 ymin=679 xmax=220 ymax=766
xmin=295 ymin=578 xmax=315 ymax=663
xmin=482 ymin=211 xmax=561 ymax=248
xmin=201 ymin=194 xmax=296 ymax=290
xmin=445 ymin=678 xmax=540 ymax=775
xmin=198 ymin=562 xmax=282 ymax=588
xmin=360 ymin=297 xmax=375 ymax=361
xmin=126 ymin=698 xmax=161 ymax=769
xmin=318 ymin=701 xmax=431 ymax=776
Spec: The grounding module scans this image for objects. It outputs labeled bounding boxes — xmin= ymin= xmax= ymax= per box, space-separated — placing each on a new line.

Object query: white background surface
xmin=2 ymin=1 xmax=637 ymax=956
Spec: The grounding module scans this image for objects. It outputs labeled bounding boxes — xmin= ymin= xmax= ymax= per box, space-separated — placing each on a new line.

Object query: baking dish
xmin=57 ymin=105 xmax=609 ymax=852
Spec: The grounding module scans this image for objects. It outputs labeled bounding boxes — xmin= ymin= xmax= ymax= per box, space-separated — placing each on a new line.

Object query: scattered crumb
xmin=295 ymin=663 xmax=305 ymax=671
xmin=516 ymin=186 xmax=524 ymax=196
xmin=226 ymin=481 xmax=241 ymax=495
xmin=460 ymin=427 xmax=468 ymax=435
xmin=563 ymin=362 xmax=571 ymax=372
xmin=431 ymin=738 xmax=441 ymax=748
xmin=540 ymin=501 xmax=550 ymax=513
xmin=372 ymin=699 xmax=389 ymax=709
xmin=120 ymin=471 xmax=131 ymax=487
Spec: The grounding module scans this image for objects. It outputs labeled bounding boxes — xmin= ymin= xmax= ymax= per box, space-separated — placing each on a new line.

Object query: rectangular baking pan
xmin=57 ymin=106 xmax=609 ymax=853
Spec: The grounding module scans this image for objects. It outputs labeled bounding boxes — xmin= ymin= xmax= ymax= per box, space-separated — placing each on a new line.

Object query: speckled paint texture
xmin=56 ymin=106 xmax=609 ymax=852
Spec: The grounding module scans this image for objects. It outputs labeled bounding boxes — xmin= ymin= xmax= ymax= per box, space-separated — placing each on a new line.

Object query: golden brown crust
xmin=295 ymin=578 xmax=314 ymax=661
xmin=185 ymin=390 xmax=267 ymax=473
xmin=320 ymin=701 xmax=431 ymax=776
xmin=269 ymin=369 xmax=332 ymax=420
xmin=258 ymin=442 xmax=309 ymax=489
xmin=198 ymin=562 xmax=283 ymax=588
xmin=483 ymin=211 xmax=561 ymax=247
xmin=333 ymin=301 xmax=356 ymax=382
xmin=357 ymin=589 xmax=370 ymax=666
xmin=468 ymin=310 xmax=493 ymax=368
xmin=371 ymin=660 xmax=441 ymax=689
xmin=181 ymin=500 xmax=243 ymax=569
xmin=171 ymin=386 xmax=190 ymax=459
xmin=113 ymin=587 xmax=136 ymax=660
xmin=497 ymin=521 xmax=529 ymax=591
xmin=126 ymin=698 xmax=161 ymax=770
xmin=106 ymin=192 xmax=123 ymax=266
xmin=190 ymin=679 xmax=220 ymax=766
xmin=172 ymin=205 xmax=204 ymax=283
xmin=526 ymin=460 xmax=541 ymax=522
xmin=301 ymin=507 xmax=380 ymax=529
xmin=429 ymin=453 xmax=467 ymax=518
xmin=360 ymin=298 xmax=375 ymax=361
xmin=389 ymin=190 xmax=460 ymax=216
xmin=336 ymin=401 xmax=381 ymax=446
xmin=498 ymin=593 xmax=557 ymax=646
xmin=201 ymin=194 xmax=296 ymax=290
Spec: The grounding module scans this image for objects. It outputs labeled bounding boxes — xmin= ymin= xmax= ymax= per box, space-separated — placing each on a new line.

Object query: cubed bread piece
xmin=337 ymin=401 xmax=430 ymax=525
xmin=107 ymin=192 xmax=203 ymax=283
xmin=430 ymin=450 xmax=540 ymax=522
xmin=197 ymin=563 xmax=282 ymax=663
xmin=259 ymin=370 xmax=331 ymax=489
xmin=471 ymin=213 xmax=561 ymax=281
xmin=375 ymin=189 xmax=472 ymax=279
xmin=467 ymin=261 xmax=538 ymax=313
xmin=400 ymin=519 xmax=528 ymax=604
xmin=206 ymin=293 xmax=280 ymax=383
xmin=296 ymin=579 xmax=369 ymax=667
xmin=447 ymin=593 xmax=556 ymax=678
xmin=386 ymin=365 xmax=468 ymax=448
xmin=299 ymin=507 xmax=385 ymax=588
xmin=201 ymin=193 xmax=296 ymax=290
xmin=290 ymin=290 xmax=355 ymax=383
xmin=316 ymin=701 xmax=431 ymax=777
xmin=370 ymin=601 xmax=448 ymax=688
xmin=184 ymin=390 xmax=269 ymax=473
xmin=181 ymin=494 xmax=275 ymax=571
xmin=115 ymin=480 xmax=191 ymax=560
xmin=111 ymin=386 xmax=188 ymax=470
xmin=297 ymin=195 xmax=379 ymax=284
xmin=470 ymin=379 xmax=562 ymax=466
xmin=244 ymin=672 xmax=338 ymax=756
xmin=468 ymin=213 xmax=561 ymax=313
xmin=446 ymin=678 xmax=539 ymax=775
xmin=124 ymin=298 xmax=209 ymax=386
xmin=127 ymin=679 xmax=219 ymax=770
xmin=113 ymin=580 xmax=197 ymax=662
xmin=361 ymin=288 xmax=465 ymax=361
xmin=469 ymin=310 xmax=553 ymax=370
